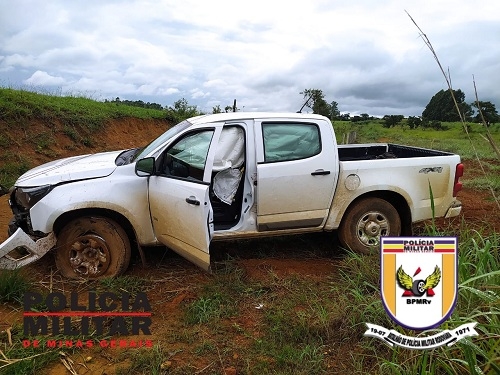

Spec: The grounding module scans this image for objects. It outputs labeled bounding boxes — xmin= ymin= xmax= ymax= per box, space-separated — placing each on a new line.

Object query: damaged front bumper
xmin=0 ymin=228 xmax=56 ymax=269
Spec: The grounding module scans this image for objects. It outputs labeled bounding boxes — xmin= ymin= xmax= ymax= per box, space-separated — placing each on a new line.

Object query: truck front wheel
xmin=54 ymin=216 xmax=131 ymax=279
xmin=338 ymin=197 xmax=401 ymax=254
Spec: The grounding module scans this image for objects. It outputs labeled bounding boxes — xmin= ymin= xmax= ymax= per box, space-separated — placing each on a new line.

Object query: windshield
xmin=132 ymin=119 xmax=193 ymax=161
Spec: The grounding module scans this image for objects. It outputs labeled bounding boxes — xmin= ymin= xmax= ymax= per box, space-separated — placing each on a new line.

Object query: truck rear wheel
xmin=338 ymin=197 xmax=401 ymax=254
xmin=54 ymin=216 xmax=131 ymax=279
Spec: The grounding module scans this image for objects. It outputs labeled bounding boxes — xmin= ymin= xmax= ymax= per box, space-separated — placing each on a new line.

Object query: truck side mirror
xmin=135 ymin=157 xmax=155 ymax=177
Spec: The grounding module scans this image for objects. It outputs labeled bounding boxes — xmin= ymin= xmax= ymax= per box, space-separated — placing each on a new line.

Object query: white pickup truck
xmin=0 ymin=112 xmax=463 ymax=278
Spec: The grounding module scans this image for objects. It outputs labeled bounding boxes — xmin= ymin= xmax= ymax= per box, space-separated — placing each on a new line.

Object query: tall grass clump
xmin=115 ymin=345 xmax=169 ymax=375
xmin=0 ymin=269 xmax=30 ymax=303
xmin=184 ymin=263 xmax=247 ymax=324
xmin=0 ymin=344 xmax=59 ymax=375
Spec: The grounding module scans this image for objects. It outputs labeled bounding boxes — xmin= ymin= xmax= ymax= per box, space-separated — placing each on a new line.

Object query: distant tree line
xmin=106 ymin=97 xmax=164 ymax=110
xmin=299 ymin=88 xmax=499 ymax=129
xmin=107 ymin=87 xmax=499 ymax=127
xmin=422 ymin=89 xmax=499 ymax=125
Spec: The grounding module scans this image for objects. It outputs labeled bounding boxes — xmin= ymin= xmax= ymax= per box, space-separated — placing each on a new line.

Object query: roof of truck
xmin=188 ymin=112 xmax=328 ymax=125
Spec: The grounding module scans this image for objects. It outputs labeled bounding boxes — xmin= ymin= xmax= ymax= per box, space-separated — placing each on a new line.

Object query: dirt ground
xmin=0 ymin=119 xmax=499 ymax=374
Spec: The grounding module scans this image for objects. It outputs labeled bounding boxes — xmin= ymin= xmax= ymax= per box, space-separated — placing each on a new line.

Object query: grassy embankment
xmin=0 ymin=87 xmax=167 ymax=188
xmin=0 ymin=88 xmax=498 ymax=374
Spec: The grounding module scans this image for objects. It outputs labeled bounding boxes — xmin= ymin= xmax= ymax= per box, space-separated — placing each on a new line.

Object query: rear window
xmin=262 ymin=123 xmax=321 ymax=162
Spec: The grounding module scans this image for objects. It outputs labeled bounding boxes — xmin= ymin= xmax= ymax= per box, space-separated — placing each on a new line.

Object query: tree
xmin=329 ymin=101 xmax=340 ymax=120
xmin=299 ymin=89 xmax=338 ymax=119
xmin=165 ymin=98 xmax=202 ymax=123
xmin=338 ymin=113 xmax=350 ymax=121
xmin=382 ymin=115 xmax=404 ymax=128
xmin=471 ymin=100 xmax=499 ymax=125
xmin=422 ymin=89 xmax=472 ymax=122
xmin=407 ymin=116 xmax=422 ymax=129
xmin=213 ymin=101 xmax=239 ymax=114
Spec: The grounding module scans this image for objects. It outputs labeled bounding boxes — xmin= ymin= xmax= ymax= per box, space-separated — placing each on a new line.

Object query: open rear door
xmin=147 ymin=128 xmax=218 ymax=271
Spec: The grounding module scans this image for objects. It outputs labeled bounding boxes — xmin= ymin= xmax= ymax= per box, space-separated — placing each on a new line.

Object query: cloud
xmin=23 ymin=70 xmax=65 ymax=86
xmin=0 ymin=0 xmax=499 ymax=115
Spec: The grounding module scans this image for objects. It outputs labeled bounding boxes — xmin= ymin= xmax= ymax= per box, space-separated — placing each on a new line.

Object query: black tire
xmin=412 ymin=280 xmax=426 ymax=297
xmin=54 ymin=216 xmax=131 ymax=279
xmin=338 ymin=197 xmax=401 ymax=254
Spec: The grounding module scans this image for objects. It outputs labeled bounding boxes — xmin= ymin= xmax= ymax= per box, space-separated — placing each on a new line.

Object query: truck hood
xmin=16 ymin=151 xmax=123 ymax=187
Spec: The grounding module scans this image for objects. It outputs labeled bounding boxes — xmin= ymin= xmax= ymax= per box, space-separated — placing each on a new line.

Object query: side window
xmin=161 ymin=130 xmax=214 ymax=182
xmin=262 ymin=123 xmax=321 ymax=162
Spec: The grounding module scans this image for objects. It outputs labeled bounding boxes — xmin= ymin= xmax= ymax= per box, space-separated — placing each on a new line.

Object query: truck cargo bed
xmin=338 ymin=143 xmax=452 ymax=161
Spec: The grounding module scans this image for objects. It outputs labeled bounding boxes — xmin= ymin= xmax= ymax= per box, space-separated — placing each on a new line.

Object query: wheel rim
xmin=67 ymin=234 xmax=111 ymax=277
xmin=355 ymin=211 xmax=390 ymax=247
xmin=418 ymin=281 xmax=425 ymax=293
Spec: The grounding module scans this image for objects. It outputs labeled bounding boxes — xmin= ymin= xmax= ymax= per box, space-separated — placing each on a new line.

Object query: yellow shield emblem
xmin=381 ymin=236 xmax=458 ymax=330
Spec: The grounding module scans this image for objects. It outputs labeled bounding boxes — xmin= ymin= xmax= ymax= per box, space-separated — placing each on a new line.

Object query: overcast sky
xmin=1 ymin=0 xmax=499 ymax=117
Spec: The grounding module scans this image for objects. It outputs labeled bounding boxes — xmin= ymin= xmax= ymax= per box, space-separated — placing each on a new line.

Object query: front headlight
xmin=15 ymin=185 xmax=53 ymax=209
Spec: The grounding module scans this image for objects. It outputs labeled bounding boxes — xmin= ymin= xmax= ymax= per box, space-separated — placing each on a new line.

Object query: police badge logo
xmin=364 ymin=236 xmax=478 ymax=349
xmin=380 ymin=236 xmax=457 ymax=330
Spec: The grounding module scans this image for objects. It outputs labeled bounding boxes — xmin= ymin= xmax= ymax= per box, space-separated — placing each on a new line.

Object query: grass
xmin=0 ymin=87 xmax=166 ymax=130
xmin=0 ymin=343 xmax=60 ymax=375
xmin=115 ymin=345 xmax=169 ymax=375
xmin=0 ymin=275 xmax=153 ymax=374
xmin=98 ymin=275 xmax=147 ymax=295
xmin=0 ymin=231 xmax=497 ymax=374
xmin=174 ymin=228 xmax=498 ymax=374
xmin=0 ymin=270 xmax=30 ymax=303
xmin=0 ymin=153 xmax=31 ymax=188
xmin=351 ymin=227 xmax=500 ymax=375
xmin=464 ymin=175 xmax=500 ymax=192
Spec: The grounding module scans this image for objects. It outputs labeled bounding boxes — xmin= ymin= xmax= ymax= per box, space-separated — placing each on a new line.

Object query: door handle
xmin=186 ymin=196 xmax=200 ymax=206
xmin=311 ymin=169 xmax=331 ymax=176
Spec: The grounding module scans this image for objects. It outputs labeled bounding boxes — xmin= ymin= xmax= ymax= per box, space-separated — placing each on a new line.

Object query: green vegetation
xmin=160 ymin=227 xmax=498 ymax=374
xmin=164 ymin=97 xmax=203 ymax=123
xmin=0 ymin=233 xmax=497 ymax=374
xmin=0 ymin=342 xmax=60 ymax=375
xmin=98 ymin=275 xmax=147 ymax=295
xmin=0 ymin=87 xmax=173 ymax=187
xmin=0 ymin=87 xmax=166 ymax=129
xmin=422 ymin=89 xmax=472 ymax=122
xmin=0 ymin=270 xmax=30 ymax=303
xmin=297 ymin=87 xmax=498 ymax=125
xmin=116 ymin=345 xmax=170 ymax=375
xmin=299 ymin=88 xmax=339 ymax=119
xmin=0 ymin=154 xmax=30 ymax=188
